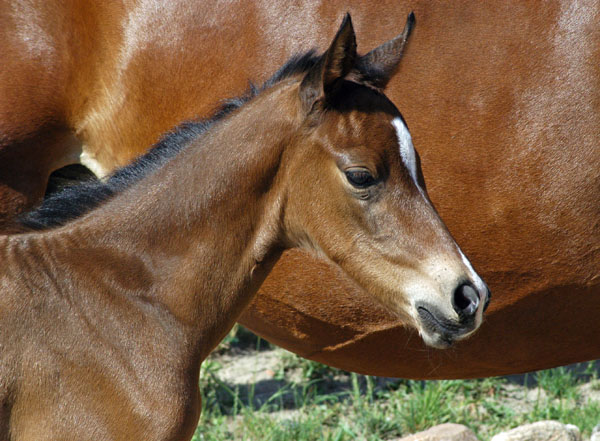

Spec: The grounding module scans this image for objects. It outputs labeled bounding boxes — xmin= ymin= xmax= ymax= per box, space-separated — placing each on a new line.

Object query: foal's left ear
xmin=355 ymin=12 xmax=415 ymax=90
xmin=299 ymin=13 xmax=357 ymax=112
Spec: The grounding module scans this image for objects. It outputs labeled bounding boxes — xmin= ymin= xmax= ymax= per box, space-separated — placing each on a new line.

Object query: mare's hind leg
xmin=0 ymin=130 xmax=82 ymax=231
xmin=0 ymin=411 xmax=8 ymax=441
xmin=0 ymin=392 xmax=11 ymax=441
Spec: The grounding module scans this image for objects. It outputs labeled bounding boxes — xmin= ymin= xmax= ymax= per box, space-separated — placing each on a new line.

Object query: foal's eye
xmin=345 ymin=168 xmax=376 ymax=188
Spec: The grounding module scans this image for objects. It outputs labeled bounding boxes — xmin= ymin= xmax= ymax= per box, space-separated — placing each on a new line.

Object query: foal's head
xmin=278 ymin=14 xmax=490 ymax=348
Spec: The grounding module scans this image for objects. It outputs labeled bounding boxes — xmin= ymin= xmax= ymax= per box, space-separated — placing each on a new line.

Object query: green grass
xmin=192 ymin=329 xmax=600 ymax=441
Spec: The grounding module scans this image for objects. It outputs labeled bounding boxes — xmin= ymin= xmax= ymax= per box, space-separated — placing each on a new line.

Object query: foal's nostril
xmin=483 ymin=287 xmax=492 ymax=312
xmin=452 ymin=283 xmax=480 ymax=319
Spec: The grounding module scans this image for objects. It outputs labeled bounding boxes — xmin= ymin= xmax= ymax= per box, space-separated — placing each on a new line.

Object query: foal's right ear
xmin=299 ymin=14 xmax=357 ymax=113
xmin=355 ymin=12 xmax=415 ymax=90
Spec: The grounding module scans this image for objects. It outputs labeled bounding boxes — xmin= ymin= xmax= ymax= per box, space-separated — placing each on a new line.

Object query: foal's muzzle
xmin=416 ymin=280 xmax=490 ymax=348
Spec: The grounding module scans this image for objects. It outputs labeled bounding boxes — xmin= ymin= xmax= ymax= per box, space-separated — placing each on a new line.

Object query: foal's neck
xmin=19 ymin=82 xmax=300 ymax=361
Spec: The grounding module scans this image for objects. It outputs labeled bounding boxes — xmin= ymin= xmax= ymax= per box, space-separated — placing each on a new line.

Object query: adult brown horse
xmin=1 ymin=1 xmax=599 ymax=378
xmin=1 ymin=16 xmax=490 ymax=439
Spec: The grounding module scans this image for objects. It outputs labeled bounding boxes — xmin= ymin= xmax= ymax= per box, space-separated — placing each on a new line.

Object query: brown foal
xmin=0 ymin=15 xmax=487 ymax=440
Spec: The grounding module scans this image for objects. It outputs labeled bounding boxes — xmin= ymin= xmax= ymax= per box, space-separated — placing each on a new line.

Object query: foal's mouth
xmin=416 ymin=304 xmax=477 ymax=348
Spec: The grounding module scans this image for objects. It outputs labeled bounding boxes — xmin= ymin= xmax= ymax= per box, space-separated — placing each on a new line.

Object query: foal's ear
xmin=299 ymin=13 xmax=357 ymax=112
xmin=356 ymin=12 xmax=415 ymax=90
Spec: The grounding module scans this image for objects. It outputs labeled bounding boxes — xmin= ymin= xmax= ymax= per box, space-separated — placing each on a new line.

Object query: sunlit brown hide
xmin=0 ymin=1 xmax=598 ymax=378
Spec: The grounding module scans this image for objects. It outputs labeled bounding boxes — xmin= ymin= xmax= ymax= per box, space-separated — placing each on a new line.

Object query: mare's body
xmin=0 ymin=1 xmax=598 ymax=377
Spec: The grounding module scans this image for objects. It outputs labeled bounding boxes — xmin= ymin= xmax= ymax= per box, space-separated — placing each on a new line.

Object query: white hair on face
xmin=392 ymin=117 xmax=488 ymax=300
xmin=391 ymin=117 xmax=419 ymax=188
xmin=458 ymin=247 xmax=488 ymax=293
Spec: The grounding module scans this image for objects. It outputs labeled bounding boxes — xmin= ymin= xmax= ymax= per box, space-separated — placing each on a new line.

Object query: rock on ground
xmin=395 ymin=423 xmax=480 ymax=441
xmin=591 ymin=423 xmax=600 ymax=441
xmin=490 ymin=420 xmax=580 ymax=441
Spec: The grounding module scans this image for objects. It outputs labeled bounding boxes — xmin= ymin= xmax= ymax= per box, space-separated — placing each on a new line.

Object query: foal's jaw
xmin=340 ymin=235 xmax=489 ymax=349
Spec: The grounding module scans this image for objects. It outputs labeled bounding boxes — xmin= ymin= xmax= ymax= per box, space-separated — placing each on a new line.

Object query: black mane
xmin=19 ymin=51 xmax=319 ymax=231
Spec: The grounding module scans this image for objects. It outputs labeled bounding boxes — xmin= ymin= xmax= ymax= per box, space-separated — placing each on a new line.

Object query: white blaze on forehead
xmin=391 ymin=117 xmax=419 ymax=186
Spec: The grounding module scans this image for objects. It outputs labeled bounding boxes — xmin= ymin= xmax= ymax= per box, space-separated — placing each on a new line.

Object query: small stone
xmin=564 ymin=424 xmax=580 ymax=440
xmin=395 ymin=423 xmax=480 ymax=441
xmin=490 ymin=421 xmax=581 ymax=441
xmin=590 ymin=423 xmax=600 ymax=441
xmin=525 ymin=387 xmax=547 ymax=403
